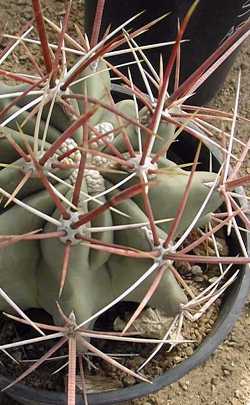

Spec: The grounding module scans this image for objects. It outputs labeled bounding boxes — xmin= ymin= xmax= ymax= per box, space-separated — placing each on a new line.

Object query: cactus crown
xmin=0 ymin=0 xmax=249 ymax=403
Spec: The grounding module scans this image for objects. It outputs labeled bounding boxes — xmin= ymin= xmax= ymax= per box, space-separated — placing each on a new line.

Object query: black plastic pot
xmin=85 ymin=0 xmax=249 ymax=105
xmin=1 ymin=133 xmax=250 ymax=405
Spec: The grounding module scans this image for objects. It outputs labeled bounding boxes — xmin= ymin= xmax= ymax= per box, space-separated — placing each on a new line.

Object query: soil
xmin=125 ymin=305 xmax=250 ymax=405
xmin=0 ymin=1 xmax=249 ymax=404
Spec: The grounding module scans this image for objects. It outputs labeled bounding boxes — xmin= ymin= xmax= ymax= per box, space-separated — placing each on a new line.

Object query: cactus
xmin=0 ymin=56 xmax=225 ymax=324
xmin=0 ymin=1 xmax=249 ymax=403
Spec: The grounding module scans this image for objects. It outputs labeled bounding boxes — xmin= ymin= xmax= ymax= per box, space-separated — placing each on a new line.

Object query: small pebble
xmin=194 ymin=276 xmax=204 ymax=282
xmin=211 ymin=377 xmax=218 ymax=385
xmin=234 ymin=390 xmax=241 ymax=399
xmin=179 ymin=380 xmax=190 ymax=391
xmin=185 ymin=347 xmax=194 ymax=356
xmin=191 ymin=265 xmax=203 ymax=275
xmin=122 ymin=375 xmax=136 ymax=386
xmin=209 ymin=276 xmax=219 ymax=284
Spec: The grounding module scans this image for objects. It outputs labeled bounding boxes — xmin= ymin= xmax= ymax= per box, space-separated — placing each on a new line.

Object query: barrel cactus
xmin=0 ymin=0 xmax=249 ymax=403
xmin=1 ymin=39 xmax=228 ymax=327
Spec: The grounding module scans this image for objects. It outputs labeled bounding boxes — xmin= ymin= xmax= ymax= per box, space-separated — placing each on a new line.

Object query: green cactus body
xmin=0 ymin=187 xmax=67 ymax=310
xmin=0 ymin=58 xmax=224 ymax=331
xmin=106 ymin=195 xmax=188 ymax=315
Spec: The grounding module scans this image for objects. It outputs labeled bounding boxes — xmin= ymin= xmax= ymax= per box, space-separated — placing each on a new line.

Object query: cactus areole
xmin=0 ymin=1 xmax=249 ymax=403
